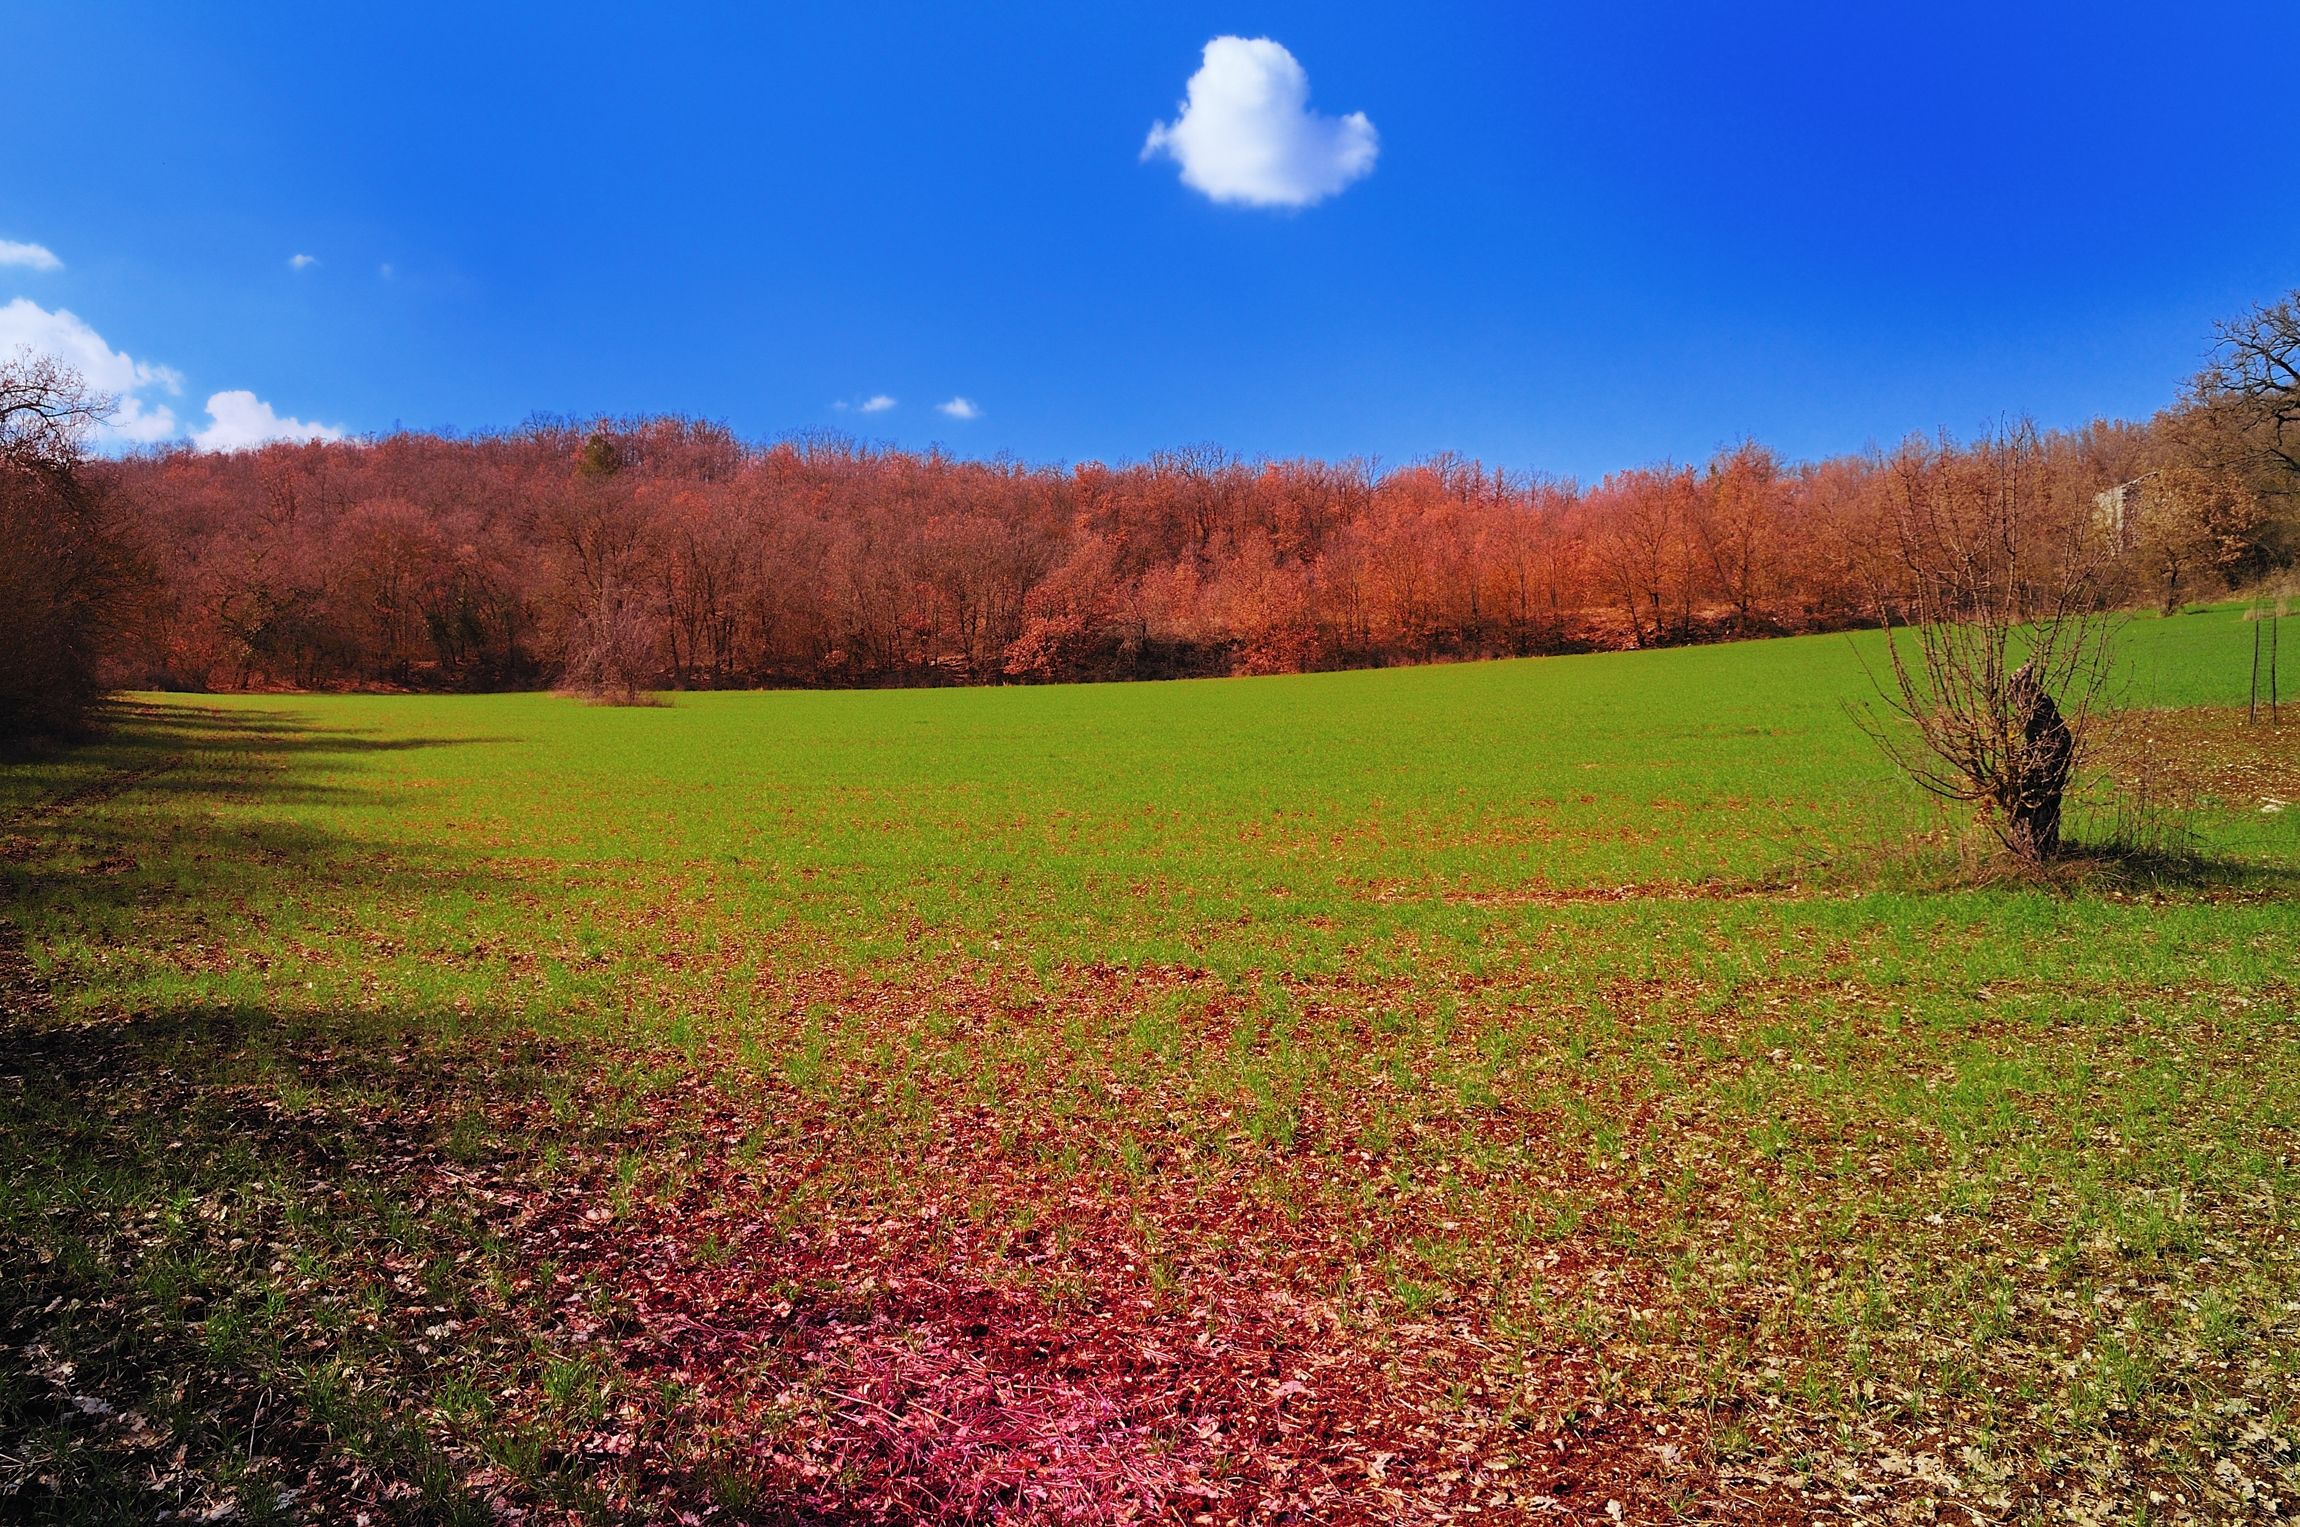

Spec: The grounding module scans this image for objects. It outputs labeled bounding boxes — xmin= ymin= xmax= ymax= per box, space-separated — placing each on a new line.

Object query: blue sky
xmin=5 ymin=1 xmax=2294 ymax=477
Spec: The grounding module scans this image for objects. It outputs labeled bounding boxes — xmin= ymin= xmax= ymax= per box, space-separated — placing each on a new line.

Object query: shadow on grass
xmin=0 ymin=703 xmax=554 ymax=1520
xmin=0 ymin=990 xmax=504 ymax=1520
xmin=0 ymin=699 xmax=522 ymax=927
xmin=0 ymin=969 xmax=875 ymax=1525
xmin=5 ymin=700 xmax=520 ymax=821
xmin=103 ymin=698 xmax=523 ymax=754
xmin=2046 ymin=838 xmax=2300 ymax=897
xmin=0 ymin=694 xmax=852 ymax=1520
xmin=1847 ymin=836 xmax=2300 ymax=899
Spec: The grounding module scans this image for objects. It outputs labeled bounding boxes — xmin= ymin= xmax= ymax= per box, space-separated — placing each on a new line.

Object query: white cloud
xmin=935 ymin=396 xmax=981 ymax=420
xmin=1142 ymin=37 xmax=1377 ymax=209
xmin=192 ymin=390 xmax=347 ymax=452
xmin=0 ymin=240 xmax=63 ymax=272
xmin=289 ymin=253 xmax=319 ymax=271
xmin=859 ymin=394 xmax=897 ymax=413
xmin=0 ymin=297 xmax=182 ymax=442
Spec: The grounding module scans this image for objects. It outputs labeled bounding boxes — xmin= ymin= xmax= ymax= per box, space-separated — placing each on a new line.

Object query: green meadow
xmin=2 ymin=609 xmax=2295 ymax=1523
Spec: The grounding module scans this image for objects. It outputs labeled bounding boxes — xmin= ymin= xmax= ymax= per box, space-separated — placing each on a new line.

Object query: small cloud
xmin=1143 ymin=36 xmax=1377 ymax=208
xmin=0 ymin=297 xmax=181 ymax=443
xmin=859 ymin=394 xmax=897 ymax=413
xmin=378 ymin=262 xmax=395 ymax=279
xmin=193 ymin=390 xmax=347 ymax=452
xmin=936 ymin=396 xmax=982 ymax=420
xmin=289 ymin=253 xmax=319 ymax=271
xmin=0 ymin=239 xmax=63 ymax=272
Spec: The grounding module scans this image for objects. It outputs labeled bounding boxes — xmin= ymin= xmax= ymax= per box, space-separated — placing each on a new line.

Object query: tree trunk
xmin=2006 ymin=668 xmax=2074 ymax=859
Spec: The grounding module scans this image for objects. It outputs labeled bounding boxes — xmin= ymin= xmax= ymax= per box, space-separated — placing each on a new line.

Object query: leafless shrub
xmin=1853 ymin=422 xmax=2122 ymax=862
xmin=557 ymin=579 xmax=665 ymax=706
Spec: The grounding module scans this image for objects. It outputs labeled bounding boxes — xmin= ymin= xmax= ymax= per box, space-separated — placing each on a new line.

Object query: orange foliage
xmin=97 ymin=418 xmax=2147 ymax=692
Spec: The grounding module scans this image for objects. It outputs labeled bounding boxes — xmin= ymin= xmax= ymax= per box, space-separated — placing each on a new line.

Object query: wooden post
xmin=2252 ymin=618 xmax=2263 ymax=724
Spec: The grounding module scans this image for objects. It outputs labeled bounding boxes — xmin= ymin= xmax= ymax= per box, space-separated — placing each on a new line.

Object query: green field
xmin=3 ymin=610 xmax=2295 ymax=1523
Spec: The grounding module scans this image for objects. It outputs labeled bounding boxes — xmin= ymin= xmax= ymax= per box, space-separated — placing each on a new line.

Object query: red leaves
xmin=450 ymin=1038 xmax=1697 ymax=1526
xmin=2 ymin=950 xmax=1723 ymax=1522
xmin=101 ymin=422 xmax=1918 ymax=696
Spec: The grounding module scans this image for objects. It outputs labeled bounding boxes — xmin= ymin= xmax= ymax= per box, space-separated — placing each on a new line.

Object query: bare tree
xmin=1855 ymin=423 xmax=2119 ymax=861
xmin=2165 ymin=291 xmax=2300 ymax=574
xmin=0 ymin=351 xmax=112 ymax=462
xmin=559 ymin=578 xmax=662 ymax=705
xmin=2198 ymin=290 xmax=2300 ymax=477
xmin=0 ymin=351 xmax=147 ymax=744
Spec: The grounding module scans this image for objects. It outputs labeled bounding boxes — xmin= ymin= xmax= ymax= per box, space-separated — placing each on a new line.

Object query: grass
xmin=0 ymin=606 xmax=2294 ymax=1523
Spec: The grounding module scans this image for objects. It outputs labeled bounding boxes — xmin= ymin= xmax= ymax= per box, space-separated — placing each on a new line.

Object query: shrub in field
xmin=1855 ymin=422 xmax=2119 ymax=862
xmin=558 ymin=580 xmax=665 ymax=706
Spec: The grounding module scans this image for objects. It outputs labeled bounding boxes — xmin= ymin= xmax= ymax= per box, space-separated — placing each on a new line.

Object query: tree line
xmin=4 ymin=292 xmax=2295 ymax=736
